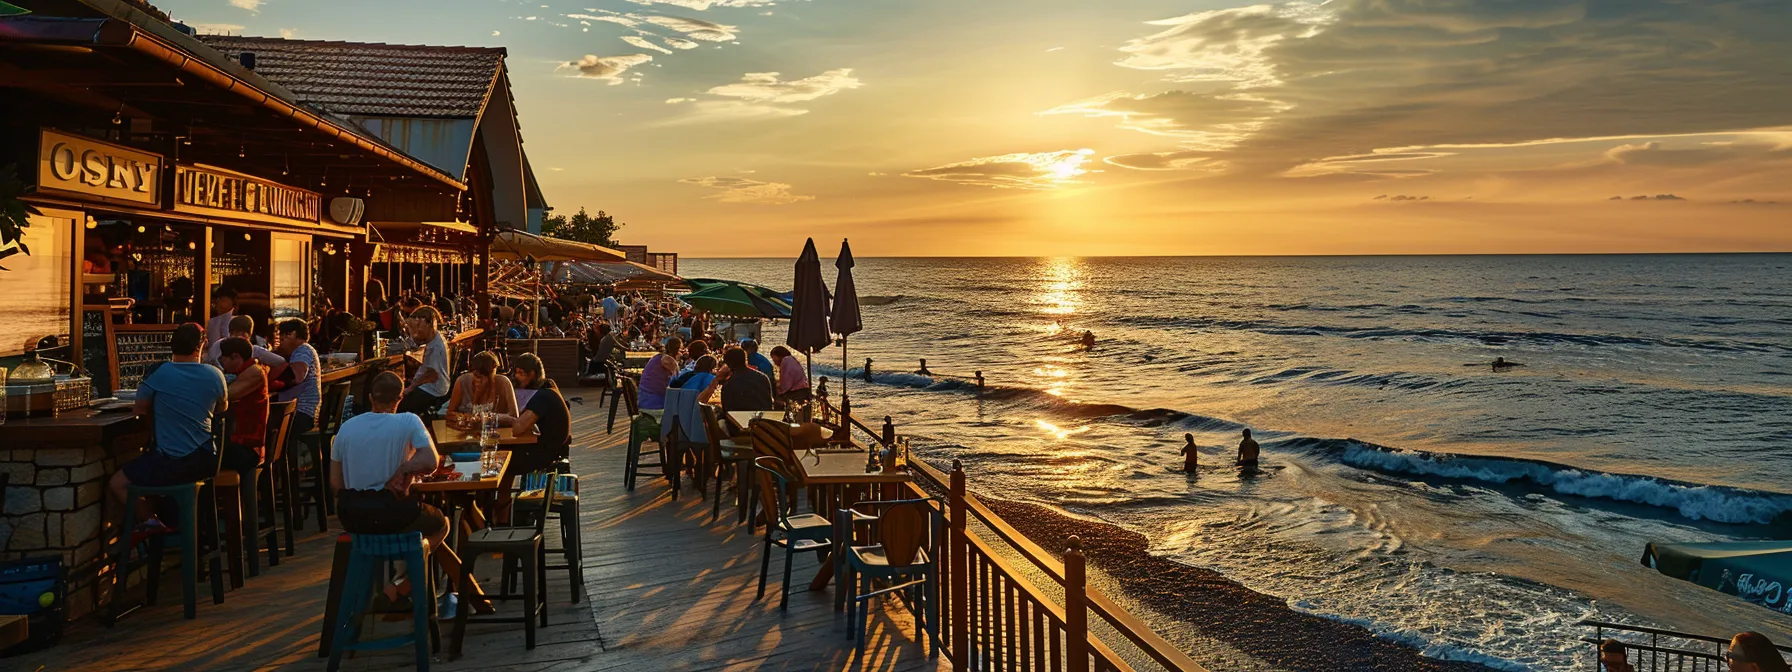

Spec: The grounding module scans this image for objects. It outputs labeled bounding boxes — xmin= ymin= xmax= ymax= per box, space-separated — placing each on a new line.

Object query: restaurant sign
xmin=174 ymin=164 xmax=321 ymax=227
xmin=35 ymin=129 xmax=162 ymax=207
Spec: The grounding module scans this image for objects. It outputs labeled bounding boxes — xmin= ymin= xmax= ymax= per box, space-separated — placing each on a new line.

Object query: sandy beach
xmin=983 ymin=498 xmax=1498 ymax=671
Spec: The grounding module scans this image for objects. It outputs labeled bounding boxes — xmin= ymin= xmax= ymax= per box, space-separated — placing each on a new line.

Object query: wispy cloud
xmin=622 ymin=36 xmax=674 ymax=54
xmin=707 ymin=69 xmax=861 ymax=104
xmin=627 ymin=0 xmax=775 ymax=9
xmin=641 ymin=15 xmax=739 ymax=41
xmin=228 ymin=0 xmax=262 ymax=12
xmin=278 ymin=28 xmax=298 ymax=39
xmin=558 ymin=54 xmax=654 ymax=85
xmin=1103 ymin=150 xmax=1222 ymax=172
xmin=905 ymin=149 xmax=1096 ymax=189
xmin=679 ymin=176 xmax=814 ymax=204
xmin=658 ymin=69 xmax=862 ymax=124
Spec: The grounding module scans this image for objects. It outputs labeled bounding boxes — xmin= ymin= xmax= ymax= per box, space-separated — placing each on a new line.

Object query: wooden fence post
xmin=1065 ymin=536 xmax=1089 ymax=672
xmin=950 ymin=460 xmax=969 ymax=670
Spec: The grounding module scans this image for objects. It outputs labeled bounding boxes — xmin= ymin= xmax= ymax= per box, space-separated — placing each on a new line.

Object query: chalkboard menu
xmin=80 ymin=306 xmax=116 ymax=397
xmin=114 ymin=325 xmax=177 ymax=391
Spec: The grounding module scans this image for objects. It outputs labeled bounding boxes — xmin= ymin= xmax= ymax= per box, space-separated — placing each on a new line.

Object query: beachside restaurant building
xmin=0 ymin=0 xmax=545 ymax=619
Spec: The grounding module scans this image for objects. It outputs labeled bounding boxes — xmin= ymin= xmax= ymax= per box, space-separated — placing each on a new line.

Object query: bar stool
xmin=452 ymin=472 xmax=558 ymax=656
xmin=326 ymin=532 xmax=439 ymax=672
xmin=247 ymin=401 xmax=296 ymax=574
xmin=295 ymin=381 xmax=352 ymax=533
xmin=509 ymin=471 xmax=582 ymax=603
xmin=108 ymin=421 xmax=229 ymax=622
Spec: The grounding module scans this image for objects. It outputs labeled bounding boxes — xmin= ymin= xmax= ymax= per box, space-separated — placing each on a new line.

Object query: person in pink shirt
xmin=769 ymin=345 xmax=811 ymax=404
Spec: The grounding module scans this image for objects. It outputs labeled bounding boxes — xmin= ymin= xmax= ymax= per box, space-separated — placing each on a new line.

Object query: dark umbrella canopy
xmin=830 ymin=239 xmax=862 ymax=338
xmin=787 ymin=237 xmax=833 ymax=355
xmin=680 ymin=284 xmax=791 ymax=319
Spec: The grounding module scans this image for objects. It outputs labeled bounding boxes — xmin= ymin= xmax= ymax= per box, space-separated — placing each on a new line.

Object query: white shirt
xmin=413 ymin=333 xmax=451 ymax=397
xmin=331 ymin=412 xmax=436 ymax=491
xmin=205 ymin=309 xmax=234 ymax=351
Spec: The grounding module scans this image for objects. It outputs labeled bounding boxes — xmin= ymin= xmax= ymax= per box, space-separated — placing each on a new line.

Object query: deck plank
xmin=4 ymin=389 xmax=948 ymax=671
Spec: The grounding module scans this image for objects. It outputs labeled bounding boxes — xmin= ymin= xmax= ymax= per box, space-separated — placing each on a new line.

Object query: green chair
xmin=510 ymin=471 xmax=584 ymax=604
xmin=326 ymin=532 xmax=439 ymax=672
xmin=108 ymin=419 xmax=229 ymax=622
xmin=621 ymin=378 xmax=666 ymax=491
xmin=451 ymin=471 xmax=559 ymax=656
xmin=752 ymin=456 xmax=833 ymax=611
xmin=837 ymin=497 xmax=943 ymax=658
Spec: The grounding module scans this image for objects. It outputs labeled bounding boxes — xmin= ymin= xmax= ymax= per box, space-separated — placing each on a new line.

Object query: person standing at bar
xmin=205 ymin=315 xmax=284 ymax=369
xmin=397 ymin=307 xmax=450 ymax=418
xmin=272 ymin=319 xmax=322 ymax=437
xmin=205 ymin=286 xmax=238 ymax=353
xmin=111 ymin=323 xmax=228 ymax=524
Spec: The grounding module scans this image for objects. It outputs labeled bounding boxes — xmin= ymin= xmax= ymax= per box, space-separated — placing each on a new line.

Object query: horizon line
xmin=676 ymin=250 xmax=1792 ymax=260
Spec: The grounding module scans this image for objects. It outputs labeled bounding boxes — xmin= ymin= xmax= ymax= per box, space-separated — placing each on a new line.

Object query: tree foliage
xmin=0 ymin=163 xmax=39 ymax=271
xmin=541 ymin=207 xmax=624 ymax=248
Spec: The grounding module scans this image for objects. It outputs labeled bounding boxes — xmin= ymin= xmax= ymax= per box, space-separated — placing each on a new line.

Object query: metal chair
xmin=621 ymin=378 xmax=667 ymax=491
xmin=109 ymin=419 xmax=229 ymax=622
xmin=452 ymin=471 xmax=559 ymax=655
xmin=510 ymin=471 xmax=584 ymax=604
xmin=253 ymin=401 xmax=298 ymax=567
xmin=701 ymin=405 xmax=754 ymax=523
xmin=752 ymin=456 xmax=832 ymax=611
xmin=295 ymin=380 xmax=352 ymax=532
xmin=836 ymin=498 xmax=944 ymax=657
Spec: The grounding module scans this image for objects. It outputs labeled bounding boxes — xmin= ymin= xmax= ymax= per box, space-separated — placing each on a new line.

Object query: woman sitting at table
xmin=672 ymin=354 xmax=721 ymax=401
xmin=447 ymin=351 xmax=518 ymax=422
xmin=637 ymin=336 xmax=682 ymax=411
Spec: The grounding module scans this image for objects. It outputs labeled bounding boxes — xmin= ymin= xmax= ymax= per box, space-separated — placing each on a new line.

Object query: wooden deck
xmin=6 ymin=388 xmax=948 ymax=671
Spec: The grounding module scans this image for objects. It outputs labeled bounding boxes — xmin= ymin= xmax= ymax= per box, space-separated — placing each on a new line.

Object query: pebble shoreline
xmin=982 ymin=498 xmax=1500 ymax=672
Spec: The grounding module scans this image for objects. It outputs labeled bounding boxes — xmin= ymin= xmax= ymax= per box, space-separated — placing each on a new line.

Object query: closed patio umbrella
xmin=830 ymin=239 xmax=862 ymax=405
xmin=787 ymin=238 xmax=832 ymax=392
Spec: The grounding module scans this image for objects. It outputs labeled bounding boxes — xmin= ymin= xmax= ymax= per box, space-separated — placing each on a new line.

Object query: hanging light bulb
xmin=282 ymin=154 xmax=289 ymax=176
xmin=187 ymin=242 xmax=197 ymax=250
xmin=111 ymin=105 xmax=124 ymax=125
xmin=238 ymin=140 xmax=246 ymax=158
xmin=243 ymin=233 xmax=251 ymax=241
xmin=136 ymin=225 xmax=146 ymax=233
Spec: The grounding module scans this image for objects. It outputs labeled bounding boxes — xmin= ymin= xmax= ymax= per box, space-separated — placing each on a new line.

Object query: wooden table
xmin=0 ymin=408 xmax=143 ymax=450
xmin=412 ymin=450 xmax=513 ymax=494
xmin=430 ymin=419 xmax=539 ymax=448
xmin=0 ymin=615 xmax=26 ymax=650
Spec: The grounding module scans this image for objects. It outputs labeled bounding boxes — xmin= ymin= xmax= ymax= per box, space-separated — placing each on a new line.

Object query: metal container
xmin=4 ymin=376 xmax=91 ymax=417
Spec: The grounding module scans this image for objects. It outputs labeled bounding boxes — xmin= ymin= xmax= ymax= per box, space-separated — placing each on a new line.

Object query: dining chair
xmin=700 ymin=405 xmax=754 ymax=523
xmin=752 ymin=456 xmax=832 ymax=611
xmin=836 ymin=497 xmax=944 ymax=658
xmin=622 ymin=378 xmax=666 ymax=491
xmin=452 ymin=470 xmax=559 ymax=655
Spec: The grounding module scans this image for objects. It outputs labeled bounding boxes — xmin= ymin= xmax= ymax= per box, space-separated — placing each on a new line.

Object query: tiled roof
xmin=196 ymin=35 xmax=505 ymax=118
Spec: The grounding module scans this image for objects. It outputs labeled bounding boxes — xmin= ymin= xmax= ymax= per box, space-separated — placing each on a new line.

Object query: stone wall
xmin=1 ymin=444 xmax=130 ymax=619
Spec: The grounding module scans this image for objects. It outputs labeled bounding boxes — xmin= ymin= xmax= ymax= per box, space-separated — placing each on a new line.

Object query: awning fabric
xmin=491 ymin=230 xmax=626 ymax=262
xmin=1645 ymin=540 xmax=1792 ymax=611
xmin=559 ymin=260 xmax=682 ymax=285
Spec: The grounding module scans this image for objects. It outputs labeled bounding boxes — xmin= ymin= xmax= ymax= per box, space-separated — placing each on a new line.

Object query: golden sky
xmin=161 ymin=0 xmax=1792 ymax=256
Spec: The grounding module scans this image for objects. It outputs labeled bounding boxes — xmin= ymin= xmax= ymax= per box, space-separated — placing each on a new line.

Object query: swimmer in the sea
xmin=1236 ymin=428 xmax=1260 ymax=468
xmin=1491 ymin=356 xmax=1523 ymax=370
xmin=1180 ymin=433 xmax=1198 ymax=474
xmin=1080 ymin=330 xmax=1096 ymax=351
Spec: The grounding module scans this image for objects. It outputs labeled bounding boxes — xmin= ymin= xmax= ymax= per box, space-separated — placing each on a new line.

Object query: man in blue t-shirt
xmin=111 ymin=322 xmax=228 ymax=522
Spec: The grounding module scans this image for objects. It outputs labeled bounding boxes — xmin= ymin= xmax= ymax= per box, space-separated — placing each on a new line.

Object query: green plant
xmin=0 ymin=163 xmax=39 ymax=271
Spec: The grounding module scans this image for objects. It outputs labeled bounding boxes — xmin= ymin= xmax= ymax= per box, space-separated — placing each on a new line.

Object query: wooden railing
xmin=813 ymin=392 xmax=1206 ymax=672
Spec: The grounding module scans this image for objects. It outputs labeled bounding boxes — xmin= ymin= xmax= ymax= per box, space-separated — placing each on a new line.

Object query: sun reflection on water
xmin=1035 ymin=419 xmax=1091 ymax=440
xmin=1033 ymin=257 xmax=1084 ymax=316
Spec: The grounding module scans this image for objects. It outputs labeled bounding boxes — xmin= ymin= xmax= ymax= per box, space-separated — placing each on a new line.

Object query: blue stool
xmin=327 ymin=532 xmax=439 ymax=671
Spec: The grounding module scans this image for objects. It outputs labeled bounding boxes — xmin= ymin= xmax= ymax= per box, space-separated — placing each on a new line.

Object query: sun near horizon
xmin=156 ymin=0 xmax=1792 ymax=257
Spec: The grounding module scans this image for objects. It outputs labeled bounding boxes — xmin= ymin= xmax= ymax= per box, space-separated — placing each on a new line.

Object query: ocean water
xmin=682 ymin=254 xmax=1792 ymax=670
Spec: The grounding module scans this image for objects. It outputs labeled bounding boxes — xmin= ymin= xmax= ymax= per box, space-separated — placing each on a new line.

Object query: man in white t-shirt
xmin=397 ymin=306 xmax=451 ymax=419
xmin=205 ymin=315 xmax=285 ymax=369
xmin=331 ymin=371 xmax=487 ymax=613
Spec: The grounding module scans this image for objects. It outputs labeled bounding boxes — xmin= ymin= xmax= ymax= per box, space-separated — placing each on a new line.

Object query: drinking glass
xmin=479 ymin=432 xmax=498 ymax=477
